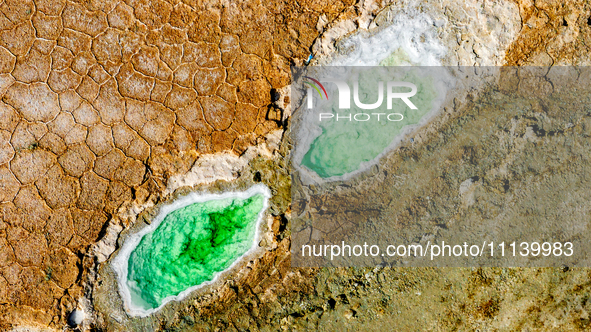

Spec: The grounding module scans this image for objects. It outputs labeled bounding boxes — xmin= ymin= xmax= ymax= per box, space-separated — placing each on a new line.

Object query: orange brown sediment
xmin=0 ymin=0 xmax=372 ymax=328
xmin=505 ymin=0 xmax=591 ymax=65
xmin=6 ymin=0 xmax=589 ymax=329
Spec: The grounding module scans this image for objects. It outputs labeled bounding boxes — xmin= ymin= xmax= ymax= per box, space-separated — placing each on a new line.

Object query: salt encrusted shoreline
xmin=291 ymin=0 xmax=519 ymax=185
xmin=111 ymin=184 xmax=272 ymax=317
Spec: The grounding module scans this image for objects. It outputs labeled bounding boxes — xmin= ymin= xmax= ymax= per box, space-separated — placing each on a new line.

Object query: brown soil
xmin=0 ymin=0 xmax=372 ymax=328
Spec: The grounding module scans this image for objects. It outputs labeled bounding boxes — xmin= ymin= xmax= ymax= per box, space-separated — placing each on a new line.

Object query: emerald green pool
xmin=123 ymin=188 xmax=268 ymax=311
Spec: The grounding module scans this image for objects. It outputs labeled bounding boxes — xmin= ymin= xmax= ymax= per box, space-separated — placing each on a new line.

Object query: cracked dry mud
xmin=2 ymin=0 xmax=591 ymax=330
xmin=0 ymin=0 xmax=369 ymax=328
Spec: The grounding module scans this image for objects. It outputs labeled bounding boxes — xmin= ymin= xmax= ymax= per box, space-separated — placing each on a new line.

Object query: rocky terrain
xmin=1 ymin=0 xmax=591 ymax=331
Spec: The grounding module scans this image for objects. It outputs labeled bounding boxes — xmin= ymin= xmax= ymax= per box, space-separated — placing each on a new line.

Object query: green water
xmin=127 ymin=194 xmax=265 ymax=310
xmin=301 ymin=65 xmax=437 ymax=178
xmin=379 ymin=48 xmax=413 ymax=66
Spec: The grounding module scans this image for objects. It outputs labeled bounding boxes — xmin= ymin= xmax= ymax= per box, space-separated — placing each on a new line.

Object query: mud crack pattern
xmin=0 ymin=0 xmax=365 ymax=327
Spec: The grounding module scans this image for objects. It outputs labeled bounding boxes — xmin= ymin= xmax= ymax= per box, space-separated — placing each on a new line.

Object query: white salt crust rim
xmin=111 ymin=184 xmax=272 ymax=317
xmin=291 ymin=10 xmax=452 ymax=185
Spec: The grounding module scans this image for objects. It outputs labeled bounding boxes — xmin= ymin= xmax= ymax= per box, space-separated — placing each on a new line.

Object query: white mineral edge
xmin=111 ymin=184 xmax=272 ymax=317
xmin=292 ymin=11 xmax=454 ymax=185
xmin=294 ymin=0 xmax=520 ymax=185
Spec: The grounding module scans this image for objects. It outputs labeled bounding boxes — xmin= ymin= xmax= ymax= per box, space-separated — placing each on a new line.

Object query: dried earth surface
xmin=1 ymin=0 xmax=591 ymax=331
